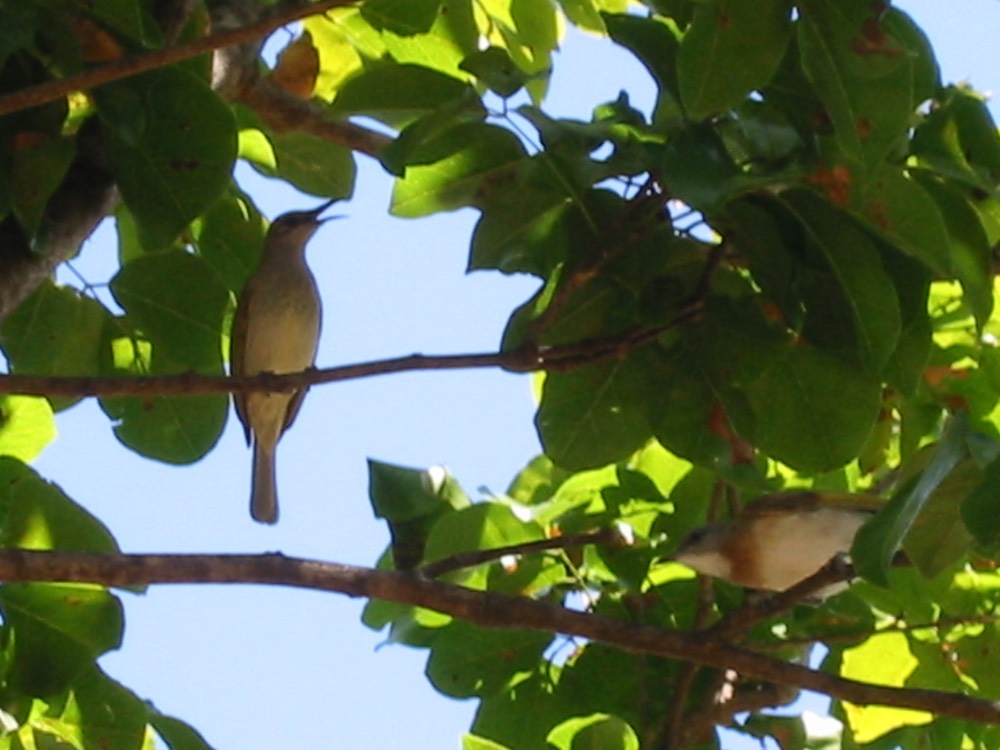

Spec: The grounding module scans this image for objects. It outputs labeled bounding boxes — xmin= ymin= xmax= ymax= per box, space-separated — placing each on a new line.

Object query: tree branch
xmin=0 ymin=311 xmax=701 ymax=398
xmin=0 ymin=0 xmax=356 ymax=118
xmin=0 ymin=549 xmax=997 ymax=725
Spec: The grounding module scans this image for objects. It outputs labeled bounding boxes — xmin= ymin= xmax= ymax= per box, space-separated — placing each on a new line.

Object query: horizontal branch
xmin=0 ymin=313 xmax=699 ymax=398
xmin=0 ymin=549 xmax=997 ymax=725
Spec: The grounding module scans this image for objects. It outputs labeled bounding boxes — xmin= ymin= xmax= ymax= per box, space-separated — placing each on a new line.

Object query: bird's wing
xmin=229 ymin=285 xmax=252 ymax=445
xmin=741 ymin=491 xmax=882 ymax=519
xmin=282 ymin=387 xmax=309 ymax=433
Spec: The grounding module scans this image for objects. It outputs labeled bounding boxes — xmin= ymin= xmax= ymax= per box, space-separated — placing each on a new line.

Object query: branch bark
xmin=0 ymin=311 xmax=702 ymax=398
xmin=0 ymin=549 xmax=997 ymax=725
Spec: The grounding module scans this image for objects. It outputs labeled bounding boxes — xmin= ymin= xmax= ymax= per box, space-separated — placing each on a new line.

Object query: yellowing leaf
xmin=840 ymin=631 xmax=933 ymax=742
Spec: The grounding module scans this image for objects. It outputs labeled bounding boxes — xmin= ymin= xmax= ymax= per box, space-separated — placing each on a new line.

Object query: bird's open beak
xmin=308 ymin=199 xmax=341 ymax=222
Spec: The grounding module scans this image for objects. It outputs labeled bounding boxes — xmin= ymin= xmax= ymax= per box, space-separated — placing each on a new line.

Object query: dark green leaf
xmin=604 ymin=13 xmax=683 ymax=126
xmin=796 ymin=2 xmax=919 ymax=169
xmin=195 ymin=188 xmax=267 ymax=292
xmin=247 ymin=130 xmax=356 ymax=201
xmin=368 ymin=460 xmax=470 ymax=570
xmin=368 ymin=459 xmax=470 ymax=522
xmin=329 ymin=63 xmax=475 ymax=127
xmin=911 ymin=172 xmax=993 ymax=328
xmin=361 ymin=0 xmax=441 ymax=36
xmin=0 ymin=584 xmax=123 ymax=696
xmin=110 ymin=252 xmax=230 ymax=372
xmin=912 ymin=86 xmax=1000 ymax=189
xmin=391 ymin=123 xmax=527 ymax=217
xmin=853 ymin=414 xmax=969 ymax=585
xmin=426 ymin=621 xmax=551 ymax=698
xmin=0 ymin=281 xmax=111 ymax=411
xmin=537 ymin=357 xmax=652 ymax=471
xmin=100 ymin=391 xmax=228 ymax=465
xmin=460 ymin=47 xmax=529 ymax=98
xmin=903 ymin=457 xmax=979 ymax=577
xmin=678 ymin=0 xmax=793 ymax=120
xmin=780 ymin=190 xmax=901 ymax=371
xmin=745 ymin=343 xmax=882 ymax=472
xmin=961 ymin=455 xmax=1000 ymax=546
xmin=9 ymin=132 xmax=75 ymax=236
xmin=0 ymin=457 xmax=119 ymax=553
xmin=97 ymin=68 xmax=237 ymax=248
xmin=853 ymin=168 xmax=951 ymax=274
xmin=151 ymin=713 xmax=216 ymax=750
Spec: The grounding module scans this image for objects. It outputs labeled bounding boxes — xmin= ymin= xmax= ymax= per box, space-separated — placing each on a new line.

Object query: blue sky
xmin=29 ymin=2 xmax=1000 ymax=747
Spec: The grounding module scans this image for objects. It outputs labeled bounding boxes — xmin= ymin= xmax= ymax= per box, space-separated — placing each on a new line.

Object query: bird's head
xmin=266 ymin=199 xmax=341 ymax=249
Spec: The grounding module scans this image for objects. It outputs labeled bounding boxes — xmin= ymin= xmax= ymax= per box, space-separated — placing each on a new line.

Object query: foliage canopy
xmin=1 ymin=0 xmax=1000 ymax=748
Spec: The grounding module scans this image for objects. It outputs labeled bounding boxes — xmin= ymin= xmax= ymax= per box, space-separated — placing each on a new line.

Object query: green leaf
xmin=391 ymin=123 xmax=527 ymax=217
xmin=426 ymin=620 xmax=551 ymax=698
xmin=368 ymin=460 xmax=471 ymax=570
xmin=97 ymin=67 xmax=237 ymax=248
xmin=195 ymin=188 xmax=267 ymax=292
xmin=103 ymin=256 xmax=230 ymax=464
xmin=110 ymin=252 xmax=229 ymax=373
xmin=361 ymin=0 xmax=442 ymax=36
xmin=547 ymin=714 xmax=639 ymax=750
xmin=27 ymin=665 xmax=149 ymax=750
xmin=379 ymin=96 xmax=487 ymax=176
xmin=677 ymin=0 xmax=793 ymax=120
xmin=661 ymin=124 xmax=750 ymax=211
xmin=839 ymin=632 xmax=933 ymax=741
xmin=780 ymin=190 xmax=901 ymax=371
xmin=0 ymin=396 xmax=55 ymax=462
xmin=246 ymin=130 xmax=356 ymax=201
xmin=100 ymin=391 xmax=229 ymax=465
xmin=557 ymin=0 xmax=606 ymax=32
xmin=463 ymin=735 xmax=511 ymax=750
xmin=604 ymin=14 xmax=683 ymax=126
xmin=536 ymin=357 xmax=652 ymax=471
xmin=902 ymin=457 xmax=978 ymax=577
xmin=151 ymin=712 xmax=216 ymax=750
xmin=961 ymin=455 xmax=1000 ymax=546
xmin=82 ymin=0 xmax=162 ymax=47
xmin=468 ymin=170 xmax=572 ymax=275
xmin=329 ymin=63 xmax=475 ymax=127
xmin=911 ymin=173 xmax=993 ymax=328
xmin=423 ymin=503 xmax=545 ymax=567
xmin=0 ymin=281 xmax=112 ymax=411
xmin=460 ymin=47 xmax=529 ymax=98
xmin=796 ymin=2 xmax=919 ymax=169
xmin=853 ymin=414 xmax=968 ymax=586
xmin=0 ymin=3 xmax=38 ymax=69
xmin=912 ymin=86 xmax=1000 ymax=190
xmin=0 ymin=457 xmax=119 ymax=553
xmin=744 ymin=343 xmax=882 ymax=472
xmin=368 ymin=460 xmax=470 ymax=521
xmin=852 ymin=168 xmax=951 ymax=274
xmin=8 ymin=131 xmax=75 ymax=236
xmin=0 ymin=584 xmax=123 ymax=696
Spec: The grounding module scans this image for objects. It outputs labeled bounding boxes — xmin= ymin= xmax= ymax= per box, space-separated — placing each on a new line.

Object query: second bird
xmin=230 ymin=200 xmax=334 ymax=524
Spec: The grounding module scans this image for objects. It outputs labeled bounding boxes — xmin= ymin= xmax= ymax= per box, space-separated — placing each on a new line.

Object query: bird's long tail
xmin=251 ymin=442 xmax=279 ymax=524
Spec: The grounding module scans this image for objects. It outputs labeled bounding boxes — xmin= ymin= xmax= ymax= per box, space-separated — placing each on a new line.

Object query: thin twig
xmin=420 ymin=528 xmax=623 ymax=579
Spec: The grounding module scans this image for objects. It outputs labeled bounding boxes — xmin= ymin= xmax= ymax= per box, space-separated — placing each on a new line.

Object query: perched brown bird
xmin=672 ymin=491 xmax=882 ymax=592
xmin=230 ymin=201 xmax=334 ymax=523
